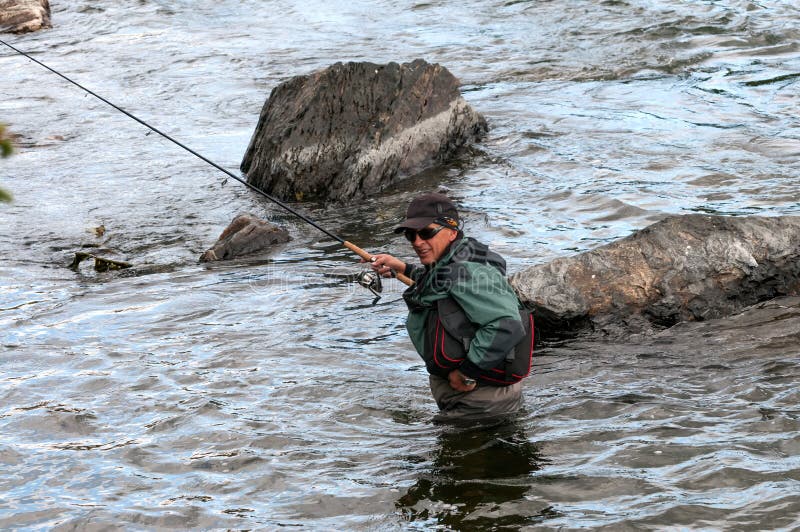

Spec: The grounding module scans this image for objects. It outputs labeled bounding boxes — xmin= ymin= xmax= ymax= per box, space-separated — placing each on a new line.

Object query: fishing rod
xmin=0 ymin=38 xmax=413 ymax=289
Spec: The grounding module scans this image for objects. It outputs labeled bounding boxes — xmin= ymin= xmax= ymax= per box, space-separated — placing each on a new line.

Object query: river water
xmin=1 ymin=0 xmax=799 ymax=529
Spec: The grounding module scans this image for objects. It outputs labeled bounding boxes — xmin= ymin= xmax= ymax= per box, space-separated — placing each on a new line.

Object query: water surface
xmin=1 ymin=0 xmax=799 ymax=528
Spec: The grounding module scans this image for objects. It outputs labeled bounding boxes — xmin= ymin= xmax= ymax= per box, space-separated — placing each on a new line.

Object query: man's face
xmin=409 ymin=224 xmax=458 ymax=265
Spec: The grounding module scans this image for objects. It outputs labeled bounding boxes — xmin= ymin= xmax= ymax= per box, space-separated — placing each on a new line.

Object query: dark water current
xmin=1 ymin=1 xmax=799 ymax=529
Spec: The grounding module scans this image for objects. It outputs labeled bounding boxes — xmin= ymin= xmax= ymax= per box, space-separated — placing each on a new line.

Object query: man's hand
xmin=448 ymin=369 xmax=477 ymax=392
xmin=365 ymin=253 xmax=406 ymax=278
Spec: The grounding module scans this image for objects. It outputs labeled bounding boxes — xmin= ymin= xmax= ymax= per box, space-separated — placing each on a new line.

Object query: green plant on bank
xmin=0 ymin=123 xmax=12 ymax=202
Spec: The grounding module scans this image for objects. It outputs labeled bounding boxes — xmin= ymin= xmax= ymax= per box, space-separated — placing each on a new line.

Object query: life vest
xmin=422 ymin=297 xmax=535 ymax=386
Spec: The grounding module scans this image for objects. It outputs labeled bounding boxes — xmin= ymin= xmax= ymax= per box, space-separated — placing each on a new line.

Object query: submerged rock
xmin=240 ymin=59 xmax=488 ymax=202
xmin=510 ymin=214 xmax=800 ymax=339
xmin=541 ymin=295 xmax=800 ymax=382
xmin=200 ymin=213 xmax=290 ymax=262
xmin=0 ymin=0 xmax=51 ymax=33
xmin=651 ymin=295 xmax=800 ymax=358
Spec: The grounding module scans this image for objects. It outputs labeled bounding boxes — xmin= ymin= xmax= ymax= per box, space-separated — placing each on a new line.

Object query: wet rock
xmin=510 ymin=214 xmax=800 ymax=339
xmin=200 ymin=213 xmax=290 ymax=262
xmin=0 ymin=0 xmax=51 ymax=33
xmin=240 ymin=59 xmax=488 ymax=202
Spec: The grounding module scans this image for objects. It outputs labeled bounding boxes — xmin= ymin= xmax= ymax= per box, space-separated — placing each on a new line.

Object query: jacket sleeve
xmin=447 ymin=263 xmax=526 ymax=378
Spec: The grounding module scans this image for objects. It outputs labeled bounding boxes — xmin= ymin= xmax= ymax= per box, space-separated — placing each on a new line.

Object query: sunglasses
xmin=404 ymin=225 xmax=448 ymax=242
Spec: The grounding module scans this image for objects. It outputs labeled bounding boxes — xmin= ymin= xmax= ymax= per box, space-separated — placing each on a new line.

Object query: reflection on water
xmin=1 ymin=0 xmax=799 ymax=529
xmin=398 ymin=417 xmax=550 ymax=529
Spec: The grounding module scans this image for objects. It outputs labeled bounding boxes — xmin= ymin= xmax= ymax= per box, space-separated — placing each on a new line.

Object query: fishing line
xmin=0 ymin=38 xmax=413 ymax=286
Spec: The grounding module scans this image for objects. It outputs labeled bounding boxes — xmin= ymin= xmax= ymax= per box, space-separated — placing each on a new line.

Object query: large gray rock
xmin=0 ymin=0 xmax=50 ymax=33
xmin=200 ymin=214 xmax=290 ymax=262
xmin=240 ymin=59 xmax=487 ymax=202
xmin=510 ymin=214 xmax=800 ymax=339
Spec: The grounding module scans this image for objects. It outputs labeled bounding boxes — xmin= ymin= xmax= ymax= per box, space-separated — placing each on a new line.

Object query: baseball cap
xmin=393 ymin=193 xmax=460 ymax=233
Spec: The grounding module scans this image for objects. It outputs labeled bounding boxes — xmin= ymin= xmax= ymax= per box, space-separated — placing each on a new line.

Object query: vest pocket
xmin=433 ymin=317 xmax=470 ymax=370
xmin=423 ymin=310 xmax=469 ymax=378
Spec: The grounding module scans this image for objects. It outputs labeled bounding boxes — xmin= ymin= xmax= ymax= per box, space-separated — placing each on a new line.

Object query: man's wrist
xmin=458 ymin=360 xmax=482 ymax=379
xmin=451 ymin=369 xmax=476 ymax=387
xmin=462 ymin=376 xmax=477 ymax=386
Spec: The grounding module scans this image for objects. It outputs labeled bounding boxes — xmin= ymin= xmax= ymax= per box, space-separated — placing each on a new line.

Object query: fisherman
xmin=370 ymin=193 xmax=533 ymax=418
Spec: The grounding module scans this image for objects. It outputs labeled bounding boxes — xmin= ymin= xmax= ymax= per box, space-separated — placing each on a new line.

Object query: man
xmin=370 ymin=193 xmax=530 ymax=418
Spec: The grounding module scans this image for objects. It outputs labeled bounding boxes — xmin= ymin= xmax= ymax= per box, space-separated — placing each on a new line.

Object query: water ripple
xmin=1 ymin=0 xmax=798 ymax=529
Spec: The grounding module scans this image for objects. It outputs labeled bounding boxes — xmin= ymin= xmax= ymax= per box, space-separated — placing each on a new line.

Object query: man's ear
xmin=447 ymin=229 xmax=458 ymax=243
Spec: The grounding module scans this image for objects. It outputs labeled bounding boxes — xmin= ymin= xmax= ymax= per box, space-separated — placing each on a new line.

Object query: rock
xmin=0 ymin=0 xmax=51 ymax=33
xmin=200 ymin=214 xmax=290 ymax=262
xmin=240 ymin=59 xmax=488 ymax=202
xmin=510 ymin=214 xmax=800 ymax=339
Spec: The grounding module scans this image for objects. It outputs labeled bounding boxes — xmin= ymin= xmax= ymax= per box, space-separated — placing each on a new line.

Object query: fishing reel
xmin=356 ymin=268 xmax=383 ymax=304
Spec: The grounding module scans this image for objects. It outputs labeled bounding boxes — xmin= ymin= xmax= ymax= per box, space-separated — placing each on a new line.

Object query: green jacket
xmin=402 ymin=236 xmax=526 ymax=379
